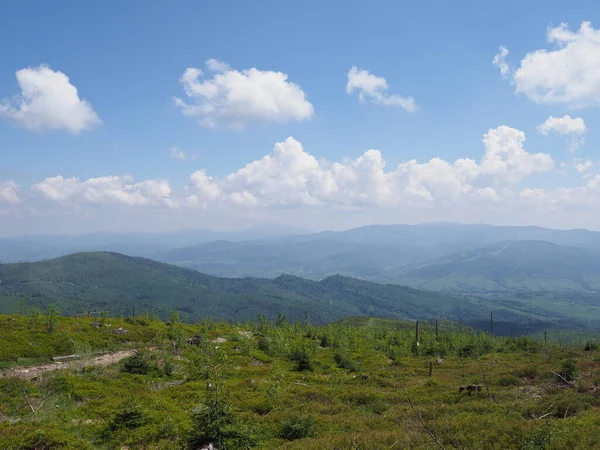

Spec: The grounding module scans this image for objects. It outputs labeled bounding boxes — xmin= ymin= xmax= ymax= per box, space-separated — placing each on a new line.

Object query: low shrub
xmin=289 ymin=346 xmax=314 ymax=372
xmin=497 ymin=375 xmax=521 ymax=387
xmin=524 ymin=390 xmax=597 ymax=419
xmin=333 ymin=350 xmax=358 ymax=372
xmin=558 ymin=359 xmax=579 ymax=384
xmin=16 ymin=428 xmax=92 ymax=450
xmin=105 ymin=399 xmax=150 ymax=432
xmin=120 ymin=349 xmax=161 ymax=376
xmin=514 ymin=366 xmax=538 ymax=380
xmin=279 ymin=415 xmax=319 ymax=441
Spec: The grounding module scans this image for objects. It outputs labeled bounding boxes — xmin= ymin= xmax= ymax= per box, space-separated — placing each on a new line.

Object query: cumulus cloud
xmin=0 ymin=181 xmax=20 ymax=203
xmin=537 ymin=115 xmax=587 ymax=135
xmin=0 ymin=65 xmax=100 ymax=133
xmin=25 ymin=127 xmax=556 ymax=216
xmin=32 ymin=175 xmax=174 ymax=208
xmin=520 ymin=173 xmax=600 ymax=210
xmin=174 ymin=59 xmax=314 ymax=129
xmin=538 ymin=115 xmax=587 ymax=153
xmin=26 ymin=125 xmax=551 ymax=215
xmin=495 ymin=22 xmax=600 ymax=107
xmin=183 ymin=126 xmax=552 ymax=209
xmin=18 ymin=126 xmax=600 ymax=231
xmin=346 ymin=67 xmax=416 ymax=112
xmin=13 ymin=126 xmax=600 ymax=232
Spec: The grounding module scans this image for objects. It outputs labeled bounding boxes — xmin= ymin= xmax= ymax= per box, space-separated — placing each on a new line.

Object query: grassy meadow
xmin=1 ymin=313 xmax=600 ymax=449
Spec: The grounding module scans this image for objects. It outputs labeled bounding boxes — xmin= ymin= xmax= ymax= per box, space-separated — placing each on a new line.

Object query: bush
xmin=515 ymin=366 xmax=538 ymax=380
xmin=121 ymin=349 xmax=160 ymax=376
xmin=45 ymin=373 xmax=75 ymax=394
xmin=290 ymin=346 xmax=314 ymax=372
xmin=189 ymin=388 xmax=253 ymax=450
xmin=584 ymin=340 xmax=598 ymax=351
xmin=558 ymin=359 xmax=579 ymax=384
xmin=524 ymin=390 xmax=597 ymax=419
xmin=458 ymin=344 xmax=476 ymax=358
xmin=279 ymin=415 xmax=319 ymax=441
xmin=17 ymin=428 xmax=92 ymax=450
xmin=333 ymin=350 xmax=358 ymax=372
xmin=105 ymin=399 xmax=150 ymax=432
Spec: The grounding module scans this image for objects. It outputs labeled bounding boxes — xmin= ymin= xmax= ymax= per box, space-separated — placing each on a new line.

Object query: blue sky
xmin=2 ymin=1 xmax=600 ymax=235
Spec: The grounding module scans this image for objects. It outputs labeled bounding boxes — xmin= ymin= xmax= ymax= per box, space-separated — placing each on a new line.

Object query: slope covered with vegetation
xmin=396 ymin=240 xmax=600 ymax=293
xmin=155 ymin=232 xmax=600 ymax=295
xmin=1 ymin=314 xmax=600 ymax=449
xmin=2 ymin=251 xmax=599 ymax=333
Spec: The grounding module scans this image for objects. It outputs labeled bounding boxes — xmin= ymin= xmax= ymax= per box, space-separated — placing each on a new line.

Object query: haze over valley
xmin=3 ymin=222 xmax=600 ymax=335
xmin=4 ymin=222 xmax=600 ymax=295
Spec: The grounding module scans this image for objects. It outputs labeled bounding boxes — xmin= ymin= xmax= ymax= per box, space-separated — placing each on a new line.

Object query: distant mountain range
xmin=395 ymin=240 xmax=600 ymax=294
xmin=0 ymin=251 xmax=483 ymax=325
xmin=0 ymin=225 xmax=311 ymax=263
xmin=2 ymin=251 xmax=598 ymax=333
xmin=3 ymin=222 xmax=600 ymax=295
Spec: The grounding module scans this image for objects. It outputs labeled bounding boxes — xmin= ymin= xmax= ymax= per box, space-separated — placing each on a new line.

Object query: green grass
xmin=2 ymin=314 xmax=600 ymax=448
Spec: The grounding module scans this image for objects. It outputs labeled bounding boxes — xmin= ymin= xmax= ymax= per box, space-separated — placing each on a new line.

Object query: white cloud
xmin=170 ymin=148 xmax=187 ymax=160
xmin=184 ymin=126 xmax=552 ymax=209
xmin=32 ymin=175 xmax=174 ymax=208
xmin=30 ymin=126 xmax=551 ymax=214
xmin=495 ymin=22 xmax=600 ymax=107
xmin=346 ymin=67 xmax=416 ymax=112
xmin=537 ymin=115 xmax=587 ymax=135
xmin=0 ymin=181 xmax=20 ymax=203
xmin=520 ymin=175 xmax=600 ymax=210
xmin=492 ymin=46 xmax=510 ymax=77
xmin=575 ymin=159 xmax=593 ymax=173
xmin=205 ymin=58 xmax=231 ymax=72
xmin=188 ymin=170 xmax=222 ymax=202
xmin=25 ymin=127 xmax=556 ymax=218
xmin=174 ymin=60 xmax=314 ymax=129
xmin=0 ymin=65 xmax=100 ymax=133
xmin=15 ymin=126 xmax=600 ymax=232
xmin=538 ymin=115 xmax=587 ymax=153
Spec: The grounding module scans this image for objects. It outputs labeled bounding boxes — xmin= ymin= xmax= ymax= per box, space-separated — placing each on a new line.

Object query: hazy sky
xmin=2 ymin=1 xmax=600 ymax=235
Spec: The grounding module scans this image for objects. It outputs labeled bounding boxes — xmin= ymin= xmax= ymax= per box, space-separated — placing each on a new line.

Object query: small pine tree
xmin=189 ymin=386 xmax=253 ymax=449
xmin=45 ymin=304 xmax=59 ymax=334
xmin=279 ymin=415 xmax=319 ymax=441
xmin=168 ymin=310 xmax=185 ymax=352
xmin=26 ymin=308 xmax=42 ymax=330
xmin=558 ymin=359 xmax=579 ymax=383
xmin=334 ymin=349 xmax=358 ymax=372
xmin=290 ymin=345 xmax=314 ymax=372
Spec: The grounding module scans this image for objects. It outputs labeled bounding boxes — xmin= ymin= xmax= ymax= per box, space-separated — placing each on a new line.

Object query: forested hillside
xmin=5 ymin=223 xmax=600 ymax=297
xmin=2 ymin=252 xmax=600 ymax=334
xmin=395 ymin=240 xmax=600 ymax=293
xmin=0 ymin=252 xmax=476 ymax=325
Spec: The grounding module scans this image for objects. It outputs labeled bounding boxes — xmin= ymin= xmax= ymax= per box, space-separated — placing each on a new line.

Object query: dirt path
xmin=0 ymin=348 xmax=140 ymax=381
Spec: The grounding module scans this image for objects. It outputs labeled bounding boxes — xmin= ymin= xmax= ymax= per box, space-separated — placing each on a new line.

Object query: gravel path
xmin=0 ymin=348 xmax=140 ymax=380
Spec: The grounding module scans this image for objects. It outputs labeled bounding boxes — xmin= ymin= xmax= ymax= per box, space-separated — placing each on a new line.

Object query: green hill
xmin=153 ymin=231 xmax=600 ymax=295
xmin=3 ymin=251 xmax=600 ymax=332
xmin=396 ymin=240 xmax=600 ymax=293
xmin=0 ymin=251 xmax=561 ymax=330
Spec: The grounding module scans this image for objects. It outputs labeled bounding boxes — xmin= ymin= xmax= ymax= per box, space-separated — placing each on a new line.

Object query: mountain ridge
xmin=0 ymin=250 xmax=582 ymax=333
xmin=4 ymin=223 xmax=600 ymax=296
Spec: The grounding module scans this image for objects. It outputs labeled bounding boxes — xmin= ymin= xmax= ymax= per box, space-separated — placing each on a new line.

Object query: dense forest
xmin=2 ymin=252 xmax=598 ymax=335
